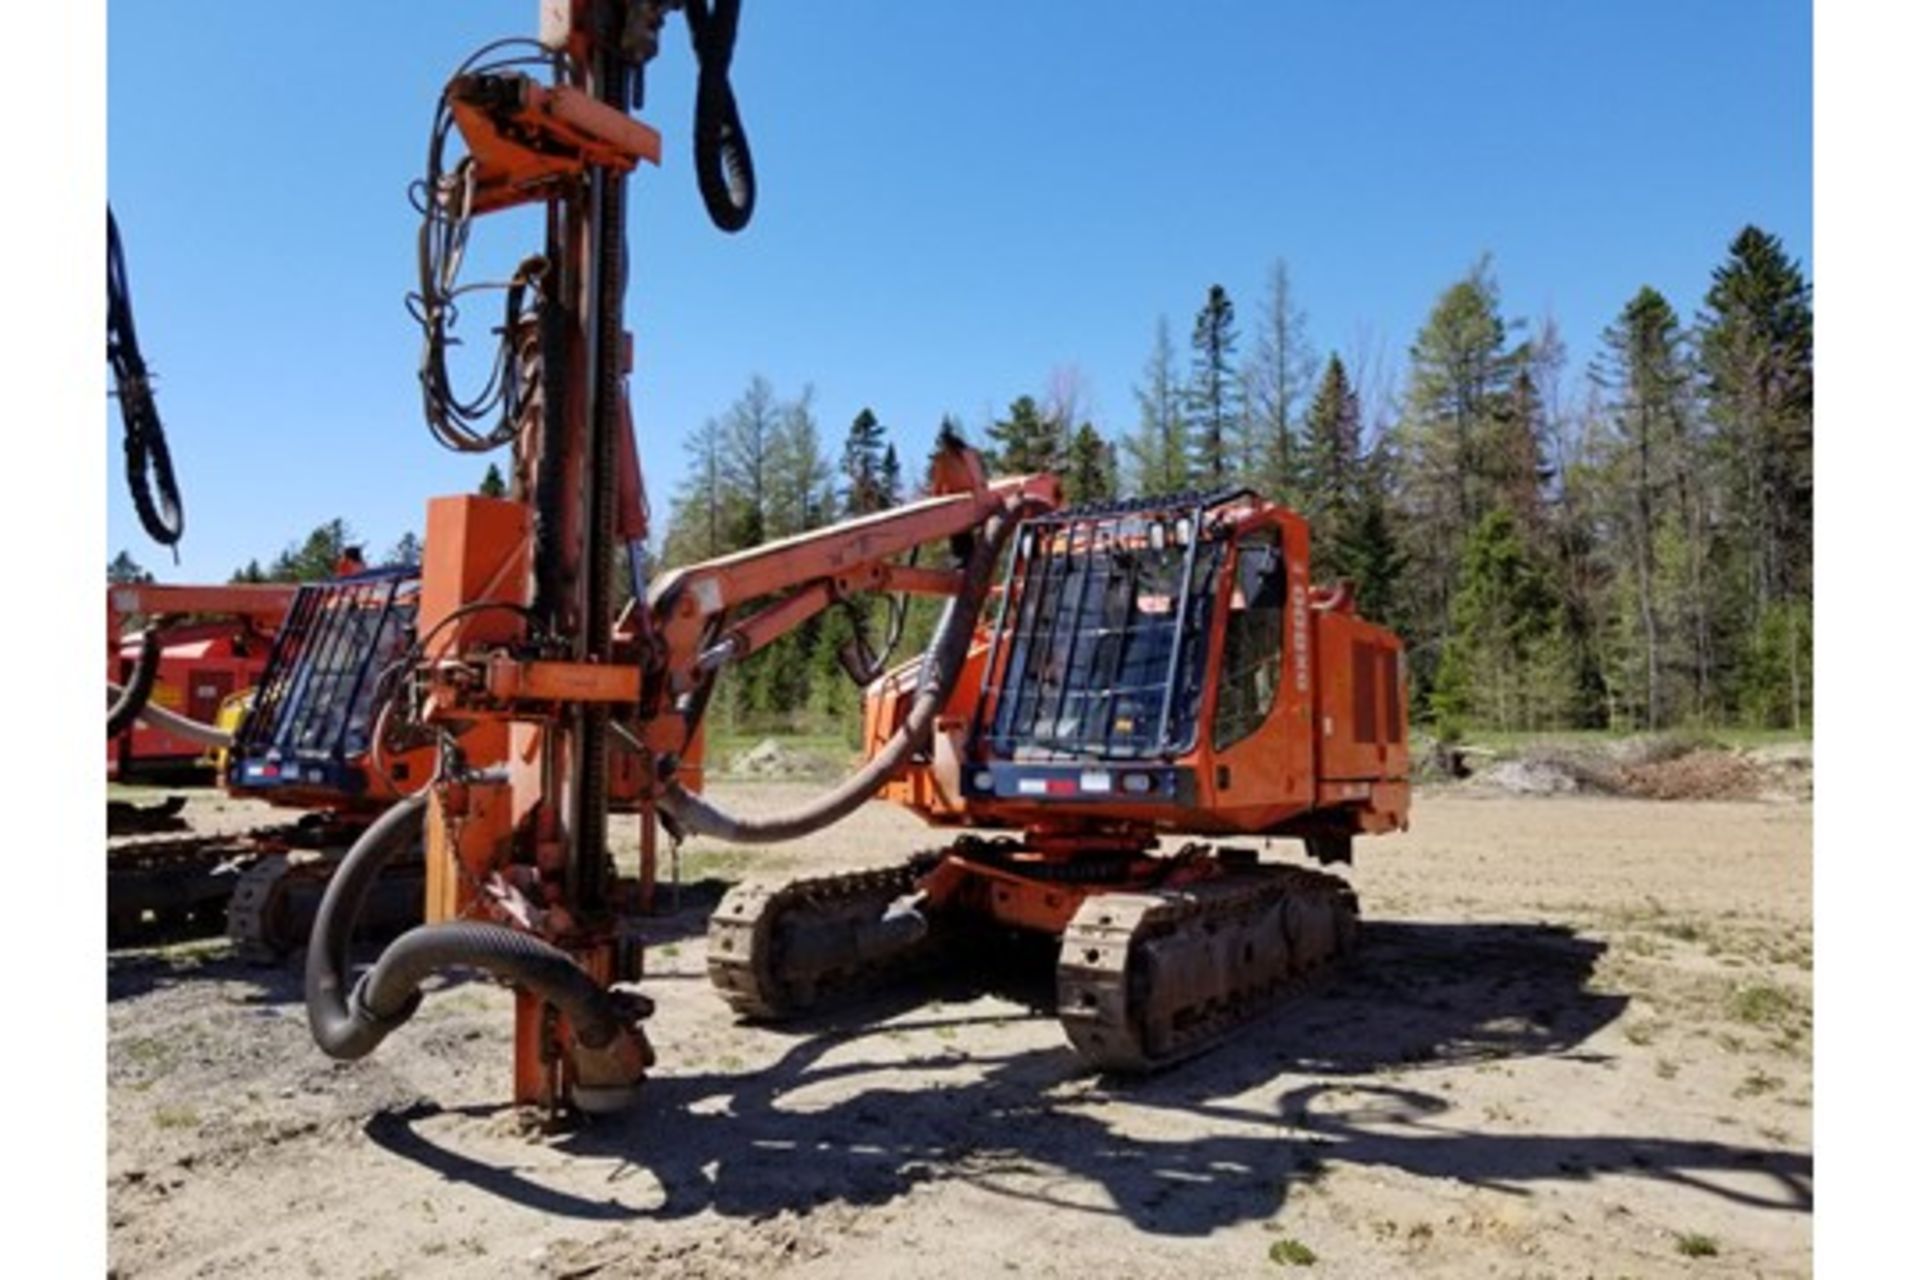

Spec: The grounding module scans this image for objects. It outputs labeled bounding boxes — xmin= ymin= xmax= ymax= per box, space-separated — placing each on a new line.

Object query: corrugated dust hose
xmin=304 ymin=791 xmax=625 ymax=1062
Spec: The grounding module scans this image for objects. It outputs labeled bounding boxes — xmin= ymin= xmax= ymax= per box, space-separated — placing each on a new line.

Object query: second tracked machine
xmin=709 ymin=488 xmax=1410 ymax=1071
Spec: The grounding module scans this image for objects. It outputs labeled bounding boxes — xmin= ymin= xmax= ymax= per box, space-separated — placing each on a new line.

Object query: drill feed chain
xmin=1057 ymin=865 xmax=1359 ymax=1072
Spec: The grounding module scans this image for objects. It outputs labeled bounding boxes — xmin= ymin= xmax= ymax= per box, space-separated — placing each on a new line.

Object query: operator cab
xmin=869 ymin=487 xmax=1408 ymax=842
xmin=958 ymin=489 xmax=1299 ymax=821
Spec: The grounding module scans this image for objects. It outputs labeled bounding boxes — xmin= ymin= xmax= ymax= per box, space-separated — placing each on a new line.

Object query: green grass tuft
xmin=1675 ymin=1232 xmax=1720 ymax=1258
xmin=1268 ymin=1238 xmax=1318 ymax=1267
xmin=1729 ymin=982 xmax=1802 ymax=1027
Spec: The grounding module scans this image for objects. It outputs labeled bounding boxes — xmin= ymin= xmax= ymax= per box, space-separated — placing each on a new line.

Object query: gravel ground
xmin=108 ymin=783 xmax=1811 ymax=1278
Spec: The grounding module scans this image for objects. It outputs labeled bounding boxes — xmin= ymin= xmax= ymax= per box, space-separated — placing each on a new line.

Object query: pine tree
xmin=766 ymin=389 xmax=834 ymax=538
xmin=1328 ymin=444 xmax=1409 ymax=634
xmin=1738 ymin=598 xmax=1812 ymax=729
xmin=1395 ymin=257 xmax=1516 ymax=698
xmin=1401 ymin=256 xmax=1513 ymax=543
xmin=1186 ymin=284 xmax=1242 ymax=486
xmin=1698 ymin=225 xmax=1812 ymax=729
xmin=1299 ymin=354 xmax=1361 ymax=536
xmin=661 ymin=417 xmax=728 ymax=568
xmin=1123 ymin=316 xmax=1192 ymax=496
xmin=1241 ymin=260 xmax=1318 ymax=502
xmin=1063 ymin=423 xmax=1117 ymax=505
xmin=984 ymin=395 xmax=1063 ymax=476
xmin=1432 ymin=508 xmax=1564 ymax=732
xmin=840 ymin=408 xmax=891 ymax=516
xmin=879 ymin=444 xmax=903 ymax=507
xmin=385 ymin=531 xmax=423 ymax=569
xmin=229 ymin=559 xmax=268 ymax=585
xmin=1544 ymin=396 xmax=1616 ymax=728
xmin=478 ymin=463 xmax=508 ymax=498
xmin=1593 ymin=286 xmax=1696 ymax=729
xmin=1489 ymin=347 xmax=1555 ymax=536
xmin=1042 ymin=367 xmax=1091 ymax=457
xmin=721 ymin=375 xmax=781 ymax=548
xmin=108 ymin=550 xmax=153 ymax=584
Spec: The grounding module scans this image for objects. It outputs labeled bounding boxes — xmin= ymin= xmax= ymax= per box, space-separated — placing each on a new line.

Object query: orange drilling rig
xmin=300 ymin=0 xmax=1408 ymax=1114
xmin=708 ymin=489 xmax=1409 ymax=1070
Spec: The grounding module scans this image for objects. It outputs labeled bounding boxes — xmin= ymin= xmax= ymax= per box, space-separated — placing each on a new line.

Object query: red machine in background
xmin=106 ymin=583 xmax=294 ymax=781
xmin=109 ymin=623 xmax=261 ymax=780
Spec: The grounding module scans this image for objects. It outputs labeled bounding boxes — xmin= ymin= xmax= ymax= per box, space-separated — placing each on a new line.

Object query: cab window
xmin=1212 ymin=532 xmax=1284 ymax=750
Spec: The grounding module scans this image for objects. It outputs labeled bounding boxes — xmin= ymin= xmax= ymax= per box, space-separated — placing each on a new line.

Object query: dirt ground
xmin=107 ymin=782 xmax=1811 ymax=1278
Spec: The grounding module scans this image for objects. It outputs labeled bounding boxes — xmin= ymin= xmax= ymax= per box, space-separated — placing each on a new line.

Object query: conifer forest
xmin=649 ymin=226 xmax=1811 ymax=740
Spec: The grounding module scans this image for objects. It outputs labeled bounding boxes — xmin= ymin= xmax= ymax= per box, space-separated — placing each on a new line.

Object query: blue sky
xmin=107 ymin=0 xmax=1809 ymax=581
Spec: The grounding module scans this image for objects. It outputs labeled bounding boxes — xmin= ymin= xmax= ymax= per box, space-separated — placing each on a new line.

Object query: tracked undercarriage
xmin=707 ymin=845 xmax=1359 ymax=1071
xmin=108 ymin=820 xmax=309 ymax=947
xmin=108 ymin=809 xmax=422 ymax=958
xmin=224 ymin=848 xmax=424 ymax=962
xmin=708 ymin=858 xmax=950 ymax=1019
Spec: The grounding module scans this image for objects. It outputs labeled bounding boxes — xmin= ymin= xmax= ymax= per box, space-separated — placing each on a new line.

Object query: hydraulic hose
xmin=104 ymin=680 xmax=232 ymax=749
xmin=685 ymin=0 xmax=754 ymax=232
xmin=658 ymin=511 xmax=1015 ymax=844
xmin=107 ymin=628 xmax=162 ymax=738
xmin=108 ymin=207 xmax=185 ymax=548
xmin=304 ymin=791 xmax=623 ymax=1061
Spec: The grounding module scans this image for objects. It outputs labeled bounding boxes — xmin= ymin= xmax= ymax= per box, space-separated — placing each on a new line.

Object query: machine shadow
xmin=107 ymin=947 xmax=301 ymax=1004
xmin=365 ymin=918 xmax=1811 ymax=1236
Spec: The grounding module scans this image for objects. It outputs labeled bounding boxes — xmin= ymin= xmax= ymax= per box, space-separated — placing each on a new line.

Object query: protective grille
xmin=237 ymin=571 xmax=418 ymax=767
xmin=980 ymin=497 xmax=1227 ymax=761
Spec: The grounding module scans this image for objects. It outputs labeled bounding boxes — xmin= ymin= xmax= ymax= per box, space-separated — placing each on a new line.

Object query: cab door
xmin=1206 ymin=520 xmax=1315 ymax=825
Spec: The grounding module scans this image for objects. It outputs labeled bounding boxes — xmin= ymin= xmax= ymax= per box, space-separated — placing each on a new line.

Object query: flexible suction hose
xmin=104 ymin=680 xmax=232 ymax=749
xmin=657 ymin=512 xmax=1014 ymax=844
xmin=107 ymin=628 xmax=163 ymax=738
xmin=305 ymin=791 xmax=623 ymax=1060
